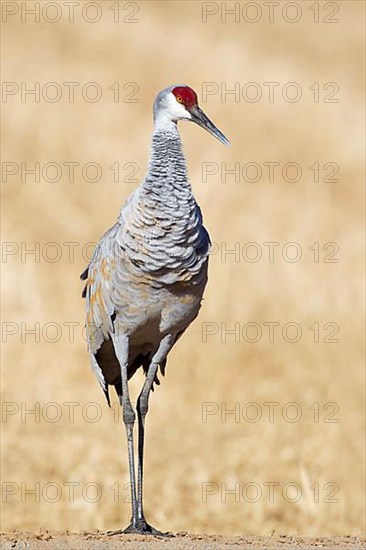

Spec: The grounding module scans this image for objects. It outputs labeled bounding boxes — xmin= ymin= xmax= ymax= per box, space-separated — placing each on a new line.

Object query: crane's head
xmin=153 ymin=84 xmax=230 ymax=146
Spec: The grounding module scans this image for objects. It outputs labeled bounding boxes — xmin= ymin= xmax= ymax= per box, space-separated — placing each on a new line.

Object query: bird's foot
xmin=123 ymin=521 xmax=166 ymax=536
xmin=107 ymin=520 xmax=172 ymax=537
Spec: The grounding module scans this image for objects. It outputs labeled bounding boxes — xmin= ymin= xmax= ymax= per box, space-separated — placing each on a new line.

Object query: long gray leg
xmin=136 ymin=334 xmax=175 ymax=531
xmin=109 ymin=332 xmax=138 ymax=530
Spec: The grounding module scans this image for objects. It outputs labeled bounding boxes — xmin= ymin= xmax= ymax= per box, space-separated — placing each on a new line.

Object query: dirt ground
xmin=1 ymin=531 xmax=365 ymax=550
xmin=2 ymin=0 xmax=365 ymax=540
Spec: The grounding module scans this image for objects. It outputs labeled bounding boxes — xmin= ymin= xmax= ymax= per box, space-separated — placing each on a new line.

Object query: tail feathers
xmin=92 ymin=351 xmax=170 ymax=405
xmin=104 ymin=387 xmax=111 ymax=407
xmin=80 ymin=267 xmax=89 ymax=280
xmin=80 ymin=267 xmax=89 ymax=298
xmin=160 ymin=357 xmax=167 ymax=377
xmin=90 ymin=354 xmax=111 ymax=407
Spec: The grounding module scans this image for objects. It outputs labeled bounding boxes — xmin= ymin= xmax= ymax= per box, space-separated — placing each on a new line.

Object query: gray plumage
xmin=82 ymin=123 xmax=210 ymax=403
xmin=80 ymin=84 xmax=228 ymax=535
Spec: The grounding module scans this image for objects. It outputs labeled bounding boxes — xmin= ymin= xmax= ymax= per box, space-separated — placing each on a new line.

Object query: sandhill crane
xmin=81 ymin=84 xmax=229 ymax=535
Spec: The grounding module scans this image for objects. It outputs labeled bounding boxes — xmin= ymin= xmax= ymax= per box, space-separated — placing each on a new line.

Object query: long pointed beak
xmin=189 ymin=106 xmax=230 ymax=146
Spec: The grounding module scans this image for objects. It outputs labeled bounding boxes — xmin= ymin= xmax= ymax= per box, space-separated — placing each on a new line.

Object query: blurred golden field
xmin=1 ymin=0 xmax=365 ymax=537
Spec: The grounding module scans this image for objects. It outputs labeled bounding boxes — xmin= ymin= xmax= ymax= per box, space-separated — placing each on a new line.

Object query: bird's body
xmin=81 ymin=84 xmax=228 ymax=535
xmin=82 ymin=122 xmax=210 ymax=400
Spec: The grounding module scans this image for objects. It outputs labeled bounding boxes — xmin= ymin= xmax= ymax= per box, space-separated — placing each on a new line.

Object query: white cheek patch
xmin=166 ymin=93 xmax=191 ymax=121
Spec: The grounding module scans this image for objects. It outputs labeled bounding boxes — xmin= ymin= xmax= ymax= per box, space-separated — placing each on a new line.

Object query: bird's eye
xmin=176 ymin=96 xmax=184 ymax=103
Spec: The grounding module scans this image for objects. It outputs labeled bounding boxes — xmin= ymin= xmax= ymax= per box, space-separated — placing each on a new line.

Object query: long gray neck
xmin=142 ymin=121 xmax=191 ymax=198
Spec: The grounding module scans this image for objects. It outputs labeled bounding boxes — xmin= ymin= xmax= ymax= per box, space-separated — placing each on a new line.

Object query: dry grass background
xmin=1 ymin=0 xmax=365 ymax=537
